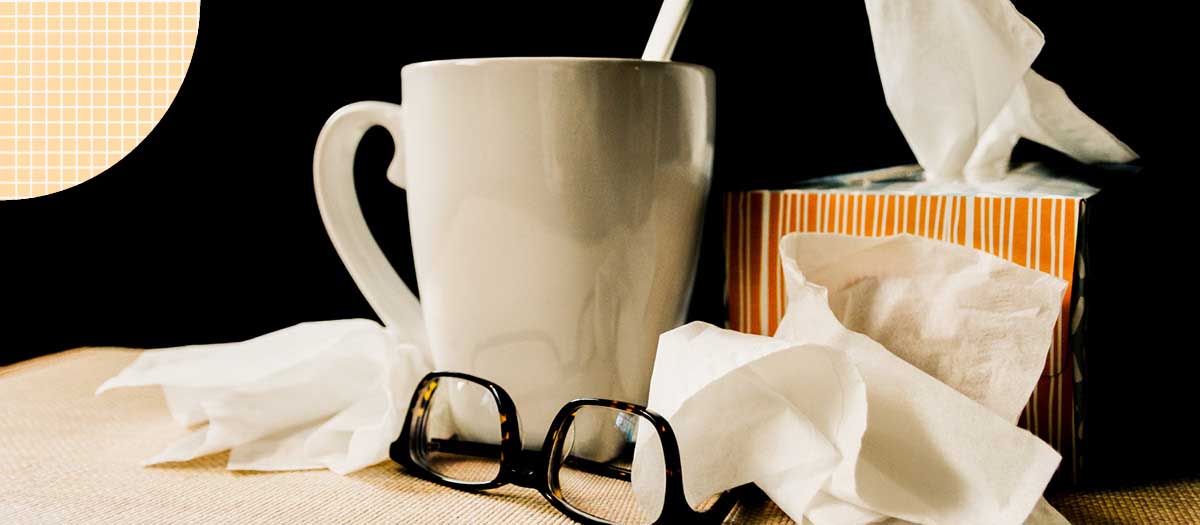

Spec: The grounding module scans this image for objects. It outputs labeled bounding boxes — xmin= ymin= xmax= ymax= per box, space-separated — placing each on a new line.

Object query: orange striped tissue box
xmin=724 ymin=163 xmax=1101 ymax=485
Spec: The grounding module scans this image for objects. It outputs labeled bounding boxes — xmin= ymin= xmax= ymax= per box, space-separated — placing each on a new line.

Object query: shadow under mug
xmin=313 ymin=57 xmax=715 ymax=446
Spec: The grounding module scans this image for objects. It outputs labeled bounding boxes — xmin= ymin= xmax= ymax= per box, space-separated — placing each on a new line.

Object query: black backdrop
xmin=0 ymin=2 xmax=1193 ymax=481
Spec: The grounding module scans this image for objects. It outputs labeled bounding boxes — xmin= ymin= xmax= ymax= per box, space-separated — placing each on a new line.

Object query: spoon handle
xmin=642 ymin=0 xmax=693 ymax=61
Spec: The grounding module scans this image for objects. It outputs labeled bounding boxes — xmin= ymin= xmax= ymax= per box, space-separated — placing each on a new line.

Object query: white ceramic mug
xmin=314 ymin=57 xmax=714 ymax=444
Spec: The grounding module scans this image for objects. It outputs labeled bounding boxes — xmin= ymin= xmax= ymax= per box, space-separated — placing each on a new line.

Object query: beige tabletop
xmin=0 ymin=349 xmax=793 ymax=524
xmin=1 ymin=349 xmax=1196 ymax=524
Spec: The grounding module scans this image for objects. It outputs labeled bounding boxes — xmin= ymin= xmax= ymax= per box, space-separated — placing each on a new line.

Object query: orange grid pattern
xmin=1 ymin=1 xmax=199 ymax=200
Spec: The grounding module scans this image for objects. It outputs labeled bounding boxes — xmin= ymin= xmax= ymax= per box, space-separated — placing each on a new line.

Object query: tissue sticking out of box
xmin=864 ymin=0 xmax=1138 ymax=184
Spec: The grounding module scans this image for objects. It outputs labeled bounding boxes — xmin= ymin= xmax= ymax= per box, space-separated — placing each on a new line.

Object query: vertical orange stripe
xmin=792 ymin=193 xmax=801 ymax=233
xmin=930 ymin=196 xmax=938 ymax=238
xmin=1007 ymin=198 xmax=1016 ymax=260
xmin=806 ymin=193 xmax=818 ymax=233
xmin=847 ymin=195 xmax=856 ymax=235
xmin=988 ymin=197 xmax=996 ymax=255
xmin=792 ymin=193 xmax=801 ymax=232
xmin=1013 ymin=198 xmax=1029 ymax=267
xmin=832 ymin=194 xmax=840 ymax=234
xmin=992 ymin=198 xmax=1003 ymax=257
xmin=861 ymin=194 xmax=869 ymax=236
xmin=766 ymin=193 xmax=781 ymax=334
xmin=858 ymin=194 xmax=867 ymax=236
xmin=838 ymin=194 xmax=846 ymax=234
xmin=917 ymin=195 xmax=924 ymax=235
xmin=995 ymin=197 xmax=1003 ymax=257
xmin=982 ymin=196 xmax=992 ymax=254
xmin=748 ymin=193 xmax=763 ymax=334
xmin=1039 ymin=199 xmax=1053 ymax=275
xmin=843 ymin=194 xmax=852 ymax=235
xmin=826 ymin=194 xmax=834 ymax=233
xmin=841 ymin=194 xmax=850 ymax=235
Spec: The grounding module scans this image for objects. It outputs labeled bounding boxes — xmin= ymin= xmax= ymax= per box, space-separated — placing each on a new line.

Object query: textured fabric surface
xmin=0 ymin=349 xmax=792 ymax=524
xmin=1047 ymin=478 xmax=1200 ymax=524
xmin=2 ymin=349 xmax=1197 ymax=524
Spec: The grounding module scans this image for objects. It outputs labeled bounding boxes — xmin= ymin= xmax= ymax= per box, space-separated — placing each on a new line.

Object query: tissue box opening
xmin=723 ymin=163 xmax=1097 ymax=486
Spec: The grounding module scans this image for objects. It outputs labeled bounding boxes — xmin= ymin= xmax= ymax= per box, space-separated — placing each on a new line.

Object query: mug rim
xmin=401 ymin=56 xmax=712 ymax=75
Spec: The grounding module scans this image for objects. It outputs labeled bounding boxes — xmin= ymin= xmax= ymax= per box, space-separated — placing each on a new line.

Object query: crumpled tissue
xmin=865 ymin=0 xmax=1137 ymax=184
xmin=97 ymin=319 xmax=430 ymax=474
xmin=633 ymin=233 xmax=1069 ymax=524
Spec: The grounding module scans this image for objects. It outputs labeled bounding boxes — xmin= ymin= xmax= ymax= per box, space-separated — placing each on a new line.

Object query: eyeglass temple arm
xmin=429 ymin=438 xmax=631 ymax=481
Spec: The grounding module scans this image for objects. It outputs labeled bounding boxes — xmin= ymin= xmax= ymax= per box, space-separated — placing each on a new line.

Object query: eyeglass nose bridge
xmin=505 ymin=449 xmax=548 ymax=490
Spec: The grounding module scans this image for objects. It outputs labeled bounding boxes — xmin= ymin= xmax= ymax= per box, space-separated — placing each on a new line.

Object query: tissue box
xmin=724 ymin=163 xmax=1103 ymax=485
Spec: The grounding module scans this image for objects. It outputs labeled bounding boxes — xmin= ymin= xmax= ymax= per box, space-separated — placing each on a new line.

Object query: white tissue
xmin=865 ymin=0 xmax=1137 ymax=183
xmin=96 ymin=319 xmax=430 ymax=474
xmin=785 ymin=233 xmax=1067 ymax=422
xmin=631 ymin=325 xmax=867 ymax=519
xmin=635 ymin=233 xmax=1067 ymax=524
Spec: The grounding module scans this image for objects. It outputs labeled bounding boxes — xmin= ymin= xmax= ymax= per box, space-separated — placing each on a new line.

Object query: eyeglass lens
xmin=414 ymin=376 xmax=504 ymax=484
xmin=552 ymin=405 xmax=665 ymax=524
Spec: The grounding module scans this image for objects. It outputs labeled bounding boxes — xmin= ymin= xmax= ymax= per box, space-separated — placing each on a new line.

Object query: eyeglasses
xmin=389 ymin=371 xmax=740 ymax=525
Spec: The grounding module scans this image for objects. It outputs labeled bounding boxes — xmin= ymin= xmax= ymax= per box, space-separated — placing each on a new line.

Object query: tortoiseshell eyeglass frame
xmin=389 ymin=371 xmax=741 ymax=525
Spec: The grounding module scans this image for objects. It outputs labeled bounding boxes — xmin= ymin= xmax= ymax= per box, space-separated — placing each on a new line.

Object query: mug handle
xmin=313 ymin=101 xmax=428 ymax=350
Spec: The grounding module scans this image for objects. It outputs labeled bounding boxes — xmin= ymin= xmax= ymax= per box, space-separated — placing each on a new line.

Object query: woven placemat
xmin=2 ymin=349 xmax=1197 ymax=524
xmin=1047 ymin=477 xmax=1200 ymax=524
xmin=0 ymin=349 xmax=792 ymax=524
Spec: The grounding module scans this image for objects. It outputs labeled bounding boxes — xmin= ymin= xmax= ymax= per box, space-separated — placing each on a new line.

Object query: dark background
xmin=0 ymin=3 xmax=1193 ymax=482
